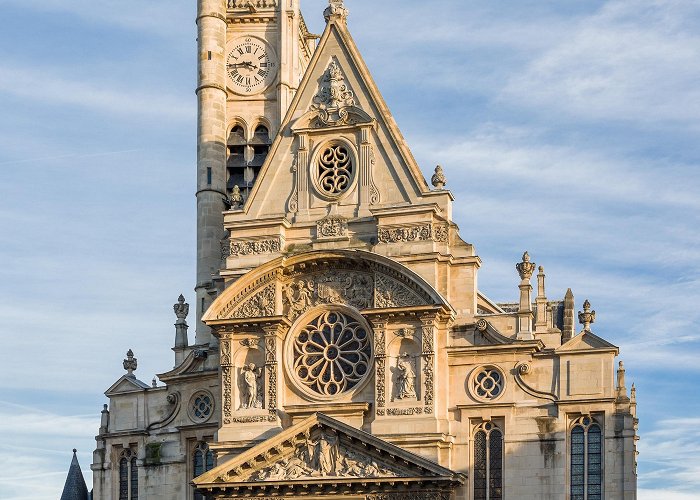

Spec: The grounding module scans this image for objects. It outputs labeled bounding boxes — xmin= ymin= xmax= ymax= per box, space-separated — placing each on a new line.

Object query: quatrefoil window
xmin=314 ymin=142 xmax=355 ymax=199
xmin=291 ymin=310 xmax=372 ymax=397
xmin=470 ymin=366 xmax=505 ymax=401
xmin=189 ymin=391 xmax=214 ymax=423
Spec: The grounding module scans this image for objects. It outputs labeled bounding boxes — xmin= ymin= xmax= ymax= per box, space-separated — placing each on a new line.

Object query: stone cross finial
xmin=173 ymin=294 xmax=189 ymax=320
xmin=324 ymin=0 xmax=349 ymax=22
xmin=578 ymin=299 xmax=596 ymax=331
xmin=123 ymin=349 xmax=137 ymax=375
xmin=431 ymin=165 xmax=447 ymax=189
xmin=516 ymin=252 xmax=536 ymax=281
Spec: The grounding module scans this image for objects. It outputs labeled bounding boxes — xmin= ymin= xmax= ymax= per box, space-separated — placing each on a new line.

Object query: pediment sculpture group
xmin=252 ymin=429 xmax=400 ymax=481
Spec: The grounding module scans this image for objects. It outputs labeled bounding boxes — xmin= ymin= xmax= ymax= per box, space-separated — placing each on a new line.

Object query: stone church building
xmin=80 ymin=1 xmax=639 ymax=499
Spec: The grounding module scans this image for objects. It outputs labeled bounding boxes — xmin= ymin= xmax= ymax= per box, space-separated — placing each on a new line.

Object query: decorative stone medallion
xmin=469 ymin=365 xmax=505 ymax=402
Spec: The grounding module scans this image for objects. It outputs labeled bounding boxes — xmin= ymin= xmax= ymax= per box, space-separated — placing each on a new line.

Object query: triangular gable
xmin=194 ymin=413 xmax=463 ymax=491
xmin=557 ymin=330 xmax=619 ymax=353
xmin=242 ymin=13 xmax=435 ymax=220
xmin=104 ymin=375 xmax=150 ymax=397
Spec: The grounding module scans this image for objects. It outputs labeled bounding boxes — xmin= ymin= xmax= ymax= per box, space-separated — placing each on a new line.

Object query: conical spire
xmin=60 ymin=449 xmax=89 ymax=500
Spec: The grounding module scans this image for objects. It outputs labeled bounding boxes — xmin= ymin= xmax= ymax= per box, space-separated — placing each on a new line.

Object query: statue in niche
xmin=240 ymin=363 xmax=263 ymax=409
xmin=396 ymin=353 xmax=417 ymax=400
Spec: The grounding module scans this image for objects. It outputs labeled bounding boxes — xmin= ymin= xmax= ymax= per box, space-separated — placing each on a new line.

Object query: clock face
xmin=226 ymin=38 xmax=277 ymax=95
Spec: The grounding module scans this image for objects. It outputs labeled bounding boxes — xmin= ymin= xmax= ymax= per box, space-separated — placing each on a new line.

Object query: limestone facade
xmin=91 ymin=1 xmax=638 ymax=499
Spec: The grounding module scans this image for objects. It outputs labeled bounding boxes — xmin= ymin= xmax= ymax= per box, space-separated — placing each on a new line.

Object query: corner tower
xmin=196 ymin=0 xmax=315 ymax=344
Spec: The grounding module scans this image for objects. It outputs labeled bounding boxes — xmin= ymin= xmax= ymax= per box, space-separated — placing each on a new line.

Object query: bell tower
xmin=195 ymin=0 xmax=315 ymax=344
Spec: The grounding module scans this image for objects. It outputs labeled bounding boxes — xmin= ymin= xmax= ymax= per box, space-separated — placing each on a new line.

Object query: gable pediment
xmin=557 ymin=330 xmax=619 ymax=353
xmin=194 ymin=413 xmax=463 ymax=490
xmin=104 ymin=375 xmax=150 ymax=396
xmin=241 ymin=15 xmax=438 ymax=221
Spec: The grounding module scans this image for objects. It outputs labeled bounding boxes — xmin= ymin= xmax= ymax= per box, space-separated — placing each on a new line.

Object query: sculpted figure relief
xmin=251 ymin=429 xmax=400 ymax=481
xmin=240 ymin=363 xmax=263 ymax=410
xmin=396 ymin=354 xmax=417 ymax=400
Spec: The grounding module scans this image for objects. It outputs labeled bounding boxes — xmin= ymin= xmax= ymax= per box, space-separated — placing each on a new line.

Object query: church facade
xmin=89 ymin=1 xmax=639 ymax=499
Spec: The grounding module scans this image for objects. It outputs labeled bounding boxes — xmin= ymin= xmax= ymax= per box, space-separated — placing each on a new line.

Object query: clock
xmin=226 ymin=38 xmax=277 ymax=95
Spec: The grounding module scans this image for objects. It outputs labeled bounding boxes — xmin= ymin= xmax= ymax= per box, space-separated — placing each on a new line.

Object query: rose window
xmin=471 ymin=367 xmax=504 ymax=400
xmin=292 ymin=310 xmax=372 ymax=397
xmin=317 ymin=144 xmax=353 ymax=197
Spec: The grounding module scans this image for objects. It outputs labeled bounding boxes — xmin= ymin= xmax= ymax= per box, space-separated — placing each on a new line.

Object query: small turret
xmin=562 ymin=288 xmax=575 ymax=341
xmin=60 ymin=449 xmax=89 ymax=500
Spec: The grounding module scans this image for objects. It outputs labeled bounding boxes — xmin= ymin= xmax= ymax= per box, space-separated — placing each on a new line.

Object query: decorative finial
xmin=228 ymin=185 xmax=243 ymax=209
xmin=431 ymin=165 xmax=447 ymax=189
xmin=578 ymin=299 xmax=596 ymax=331
xmin=73 ymin=448 xmax=77 ymax=454
xmin=173 ymin=294 xmax=189 ymax=320
xmin=324 ymin=0 xmax=349 ymax=22
xmin=152 ymin=377 xmax=157 ymax=388
xmin=516 ymin=251 xmax=536 ymax=281
xmin=631 ymin=383 xmax=637 ymax=403
xmin=123 ymin=349 xmax=138 ymax=375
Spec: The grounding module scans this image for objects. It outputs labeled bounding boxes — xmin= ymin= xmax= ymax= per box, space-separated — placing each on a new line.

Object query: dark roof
xmin=60 ymin=450 xmax=89 ymax=500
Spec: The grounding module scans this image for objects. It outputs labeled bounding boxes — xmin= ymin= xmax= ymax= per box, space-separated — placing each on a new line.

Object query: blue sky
xmin=0 ymin=0 xmax=698 ymax=498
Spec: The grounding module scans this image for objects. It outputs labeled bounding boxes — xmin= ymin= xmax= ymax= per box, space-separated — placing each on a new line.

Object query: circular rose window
xmin=291 ymin=310 xmax=372 ymax=397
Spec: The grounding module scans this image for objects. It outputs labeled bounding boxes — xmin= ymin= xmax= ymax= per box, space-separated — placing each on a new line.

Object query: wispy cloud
xmin=501 ymin=0 xmax=700 ymax=129
xmin=2 ymin=0 xmax=194 ymax=39
xmin=0 ymin=64 xmax=193 ymax=121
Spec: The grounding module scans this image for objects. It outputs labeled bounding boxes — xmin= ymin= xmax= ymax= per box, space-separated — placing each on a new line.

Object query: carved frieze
xmin=387 ymin=407 xmax=423 ymax=416
xmin=229 ymin=415 xmax=277 ymax=424
xmin=367 ymin=493 xmax=450 ymax=500
xmin=230 ymin=238 xmax=282 ymax=257
xmin=317 ymin=216 xmax=348 ymax=239
xmin=377 ymin=224 xmax=449 ymax=244
xmin=228 ymin=0 xmax=277 ymax=8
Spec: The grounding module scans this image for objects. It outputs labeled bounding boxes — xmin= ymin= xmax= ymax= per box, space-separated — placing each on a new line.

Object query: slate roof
xmin=60 ymin=450 xmax=89 ymax=500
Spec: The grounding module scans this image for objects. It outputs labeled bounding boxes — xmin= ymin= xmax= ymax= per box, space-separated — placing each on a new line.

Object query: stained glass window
xmin=193 ymin=443 xmax=215 ymax=500
xmin=474 ymin=422 xmax=503 ymax=500
xmin=118 ymin=450 xmax=137 ymax=500
xmin=571 ymin=417 xmax=603 ymax=500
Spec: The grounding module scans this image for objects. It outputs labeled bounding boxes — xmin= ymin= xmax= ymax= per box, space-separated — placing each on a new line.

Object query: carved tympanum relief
xmin=215 ymin=259 xmax=435 ymax=321
xmin=250 ymin=429 xmax=401 ymax=481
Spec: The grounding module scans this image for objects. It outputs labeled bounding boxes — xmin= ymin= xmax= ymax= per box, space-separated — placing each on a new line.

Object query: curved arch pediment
xmin=203 ymin=250 xmax=451 ymax=323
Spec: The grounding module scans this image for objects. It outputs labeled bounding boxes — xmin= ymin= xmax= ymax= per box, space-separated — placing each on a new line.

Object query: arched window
xmin=118 ymin=450 xmax=138 ymax=500
xmin=226 ymin=121 xmax=271 ymax=196
xmin=571 ymin=416 xmax=602 ymax=500
xmin=473 ymin=421 xmax=503 ymax=500
xmin=193 ymin=442 xmax=215 ymax=500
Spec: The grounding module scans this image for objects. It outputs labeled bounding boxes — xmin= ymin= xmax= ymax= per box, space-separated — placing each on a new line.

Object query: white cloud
xmin=639 ymin=490 xmax=700 ymax=500
xmin=0 ymin=64 xmax=193 ymax=121
xmin=2 ymin=0 xmax=193 ymax=39
xmin=502 ymin=0 xmax=700 ymax=128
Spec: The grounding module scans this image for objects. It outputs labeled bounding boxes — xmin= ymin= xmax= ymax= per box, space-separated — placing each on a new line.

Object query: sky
xmin=0 ymin=0 xmax=698 ymax=498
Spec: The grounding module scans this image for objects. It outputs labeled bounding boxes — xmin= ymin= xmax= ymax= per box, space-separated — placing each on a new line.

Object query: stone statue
xmin=431 ymin=165 xmax=447 ymax=189
xmin=397 ymin=354 xmax=417 ymax=399
xmin=240 ymin=363 xmax=263 ymax=409
xmin=228 ymin=185 xmax=243 ymax=209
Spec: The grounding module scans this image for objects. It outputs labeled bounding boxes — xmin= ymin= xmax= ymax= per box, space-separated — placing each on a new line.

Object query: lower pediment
xmin=194 ymin=413 xmax=463 ymax=496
